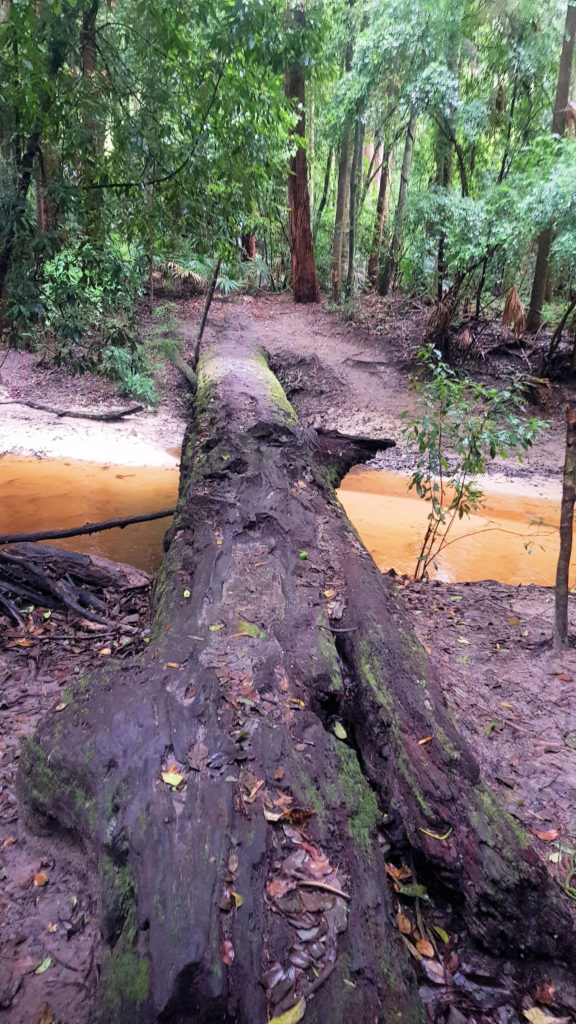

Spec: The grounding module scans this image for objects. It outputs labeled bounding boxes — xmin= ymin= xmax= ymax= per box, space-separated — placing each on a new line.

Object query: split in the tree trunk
xmin=17 ymin=317 xmax=576 ymax=1024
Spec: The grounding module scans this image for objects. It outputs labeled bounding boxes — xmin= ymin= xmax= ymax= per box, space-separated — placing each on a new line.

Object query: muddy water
xmin=0 ymin=457 xmax=568 ymax=585
xmin=339 ymin=469 xmax=565 ymax=586
xmin=0 ymin=456 xmax=179 ymax=573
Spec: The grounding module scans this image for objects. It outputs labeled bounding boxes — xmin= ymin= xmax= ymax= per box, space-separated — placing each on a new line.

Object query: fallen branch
xmin=0 ymin=508 xmax=175 ymax=546
xmin=0 ymin=400 xmax=144 ymax=421
xmin=167 ymin=349 xmax=197 ymax=388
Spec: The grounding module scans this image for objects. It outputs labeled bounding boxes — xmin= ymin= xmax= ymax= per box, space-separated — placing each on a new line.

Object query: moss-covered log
xmin=18 ymin=320 xmax=576 ymax=1024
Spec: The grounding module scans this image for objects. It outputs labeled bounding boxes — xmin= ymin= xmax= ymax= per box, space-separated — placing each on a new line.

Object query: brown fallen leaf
xmin=220 ymin=938 xmax=234 ymax=965
xmin=33 ymin=871 xmax=49 ymax=887
xmin=267 ymin=876 xmax=296 ymax=900
xmin=396 ymin=912 xmax=412 ymax=935
xmin=281 ymin=807 xmax=315 ymax=826
xmin=274 ymin=766 xmax=285 ymax=781
xmin=533 ymin=983 xmax=555 ymax=1006
xmin=386 ymin=863 xmax=412 ymax=882
xmin=39 ymin=1005 xmax=54 ymax=1024
xmin=245 ymin=779 xmax=265 ymax=804
xmin=274 ymin=792 xmax=293 ymax=811
xmin=2 ymin=837 xmax=16 ymax=846
xmin=416 ymin=939 xmax=435 ymax=958
xmin=533 ymin=829 xmax=560 ymax=841
xmin=421 ymin=959 xmax=446 ymax=985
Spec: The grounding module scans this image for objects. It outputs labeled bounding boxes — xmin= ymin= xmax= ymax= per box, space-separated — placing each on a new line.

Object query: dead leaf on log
xmin=220 ymin=938 xmax=234 ymax=965
xmin=267 ymin=876 xmax=296 ymax=900
xmin=396 ymin=912 xmax=412 ymax=935
xmin=416 ymin=939 xmax=435 ymax=958
xmin=533 ymin=983 xmax=555 ymax=1006
xmin=533 ymin=829 xmax=560 ymax=841
xmin=33 ymin=871 xmax=48 ymax=887
xmin=524 ymin=1009 xmax=570 ymax=1024
xmin=161 ymin=769 xmax=185 ymax=788
xmin=421 ymin=959 xmax=446 ymax=985
xmin=385 ymin=863 xmax=412 ymax=882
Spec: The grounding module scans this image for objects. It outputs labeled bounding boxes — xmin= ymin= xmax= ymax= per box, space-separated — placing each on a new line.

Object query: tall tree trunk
xmin=312 ymin=148 xmax=332 ymax=242
xmin=331 ymin=122 xmax=353 ymax=302
xmin=308 ymin=90 xmax=315 ymax=214
xmin=0 ymin=131 xmax=41 ymax=300
xmin=526 ymin=1 xmax=576 ymax=332
xmin=18 ymin=318 xmax=576 ymax=1023
xmin=81 ymin=0 xmax=103 ymax=239
xmin=285 ymin=18 xmax=320 ymax=305
xmin=344 ymin=117 xmax=365 ymax=299
xmin=554 ymin=397 xmax=576 ymax=647
xmin=380 ymin=105 xmax=416 ymax=296
xmin=434 ymin=129 xmax=453 ymax=301
xmin=367 ymin=147 xmax=393 ymax=287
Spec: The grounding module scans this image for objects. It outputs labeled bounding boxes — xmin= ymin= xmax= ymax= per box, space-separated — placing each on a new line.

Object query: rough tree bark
xmin=344 ymin=117 xmax=366 ymax=299
xmin=380 ymin=105 xmax=417 ymax=297
xmin=285 ymin=23 xmax=320 ymax=305
xmin=367 ymin=147 xmax=393 ymax=288
xmin=331 ymin=121 xmax=353 ymax=302
xmin=18 ymin=319 xmax=576 ymax=1024
xmin=312 ymin=147 xmax=332 ymax=243
xmin=554 ymin=396 xmax=576 ymax=647
xmin=526 ymin=1 xmax=576 ymax=333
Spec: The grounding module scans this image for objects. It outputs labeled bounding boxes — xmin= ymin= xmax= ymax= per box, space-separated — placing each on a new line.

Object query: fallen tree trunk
xmin=0 ymin=399 xmax=144 ymax=420
xmin=18 ymin=321 xmax=576 ymax=1024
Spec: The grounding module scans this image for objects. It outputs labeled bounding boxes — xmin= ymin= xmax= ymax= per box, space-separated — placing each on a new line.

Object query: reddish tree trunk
xmin=241 ymin=233 xmax=257 ymax=260
xmin=285 ymin=40 xmax=320 ymax=304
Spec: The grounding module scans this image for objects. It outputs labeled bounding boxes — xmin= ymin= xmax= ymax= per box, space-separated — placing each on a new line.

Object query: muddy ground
xmin=0 ymin=294 xmax=574 ymax=1023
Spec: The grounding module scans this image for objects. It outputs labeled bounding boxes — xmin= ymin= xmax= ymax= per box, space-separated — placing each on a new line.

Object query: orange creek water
xmin=0 ymin=458 xmax=568 ymax=585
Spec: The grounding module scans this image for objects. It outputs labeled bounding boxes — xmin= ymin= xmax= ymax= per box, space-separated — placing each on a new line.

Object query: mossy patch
xmin=103 ymin=921 xmax=150 ymax=1022
xmin=334 ymin=742 xmax=380 ymax=857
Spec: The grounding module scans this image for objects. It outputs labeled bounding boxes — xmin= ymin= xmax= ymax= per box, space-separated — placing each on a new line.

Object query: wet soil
xmin=1 ymin=294 xmax=575 ymax=1022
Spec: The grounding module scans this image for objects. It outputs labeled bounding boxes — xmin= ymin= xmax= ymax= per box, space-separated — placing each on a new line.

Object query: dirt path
xmin=0 ymin=293 xmax=567 ymax=483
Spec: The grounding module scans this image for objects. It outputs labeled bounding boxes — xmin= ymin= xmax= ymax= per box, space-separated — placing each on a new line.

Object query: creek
xmin=0 ymin=456 xmax=568 ymax=586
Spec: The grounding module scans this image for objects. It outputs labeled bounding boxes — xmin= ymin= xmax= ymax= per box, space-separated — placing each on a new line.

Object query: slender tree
xmin=526 ymin=1 xmax=576 ymax=332
xmin=331 ymin=119 xmax=353 ymax=301
xmin=344 ymin=115 xmax=365 ymax=298
xmin=554 ymin=395 xmax=576 ymax=646
xmin=367 ymin=146 xmax=393 ymax=287
xmin=379 ymin=103 xmax=416 ymax=296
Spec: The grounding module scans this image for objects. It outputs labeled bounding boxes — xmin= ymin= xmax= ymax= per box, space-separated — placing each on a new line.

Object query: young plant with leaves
xmin=402 ymin=345 xmax=544 ymax=580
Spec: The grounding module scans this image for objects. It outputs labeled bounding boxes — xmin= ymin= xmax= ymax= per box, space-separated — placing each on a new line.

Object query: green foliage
xmin=402 ymin=345 xmax=545 ymax=580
